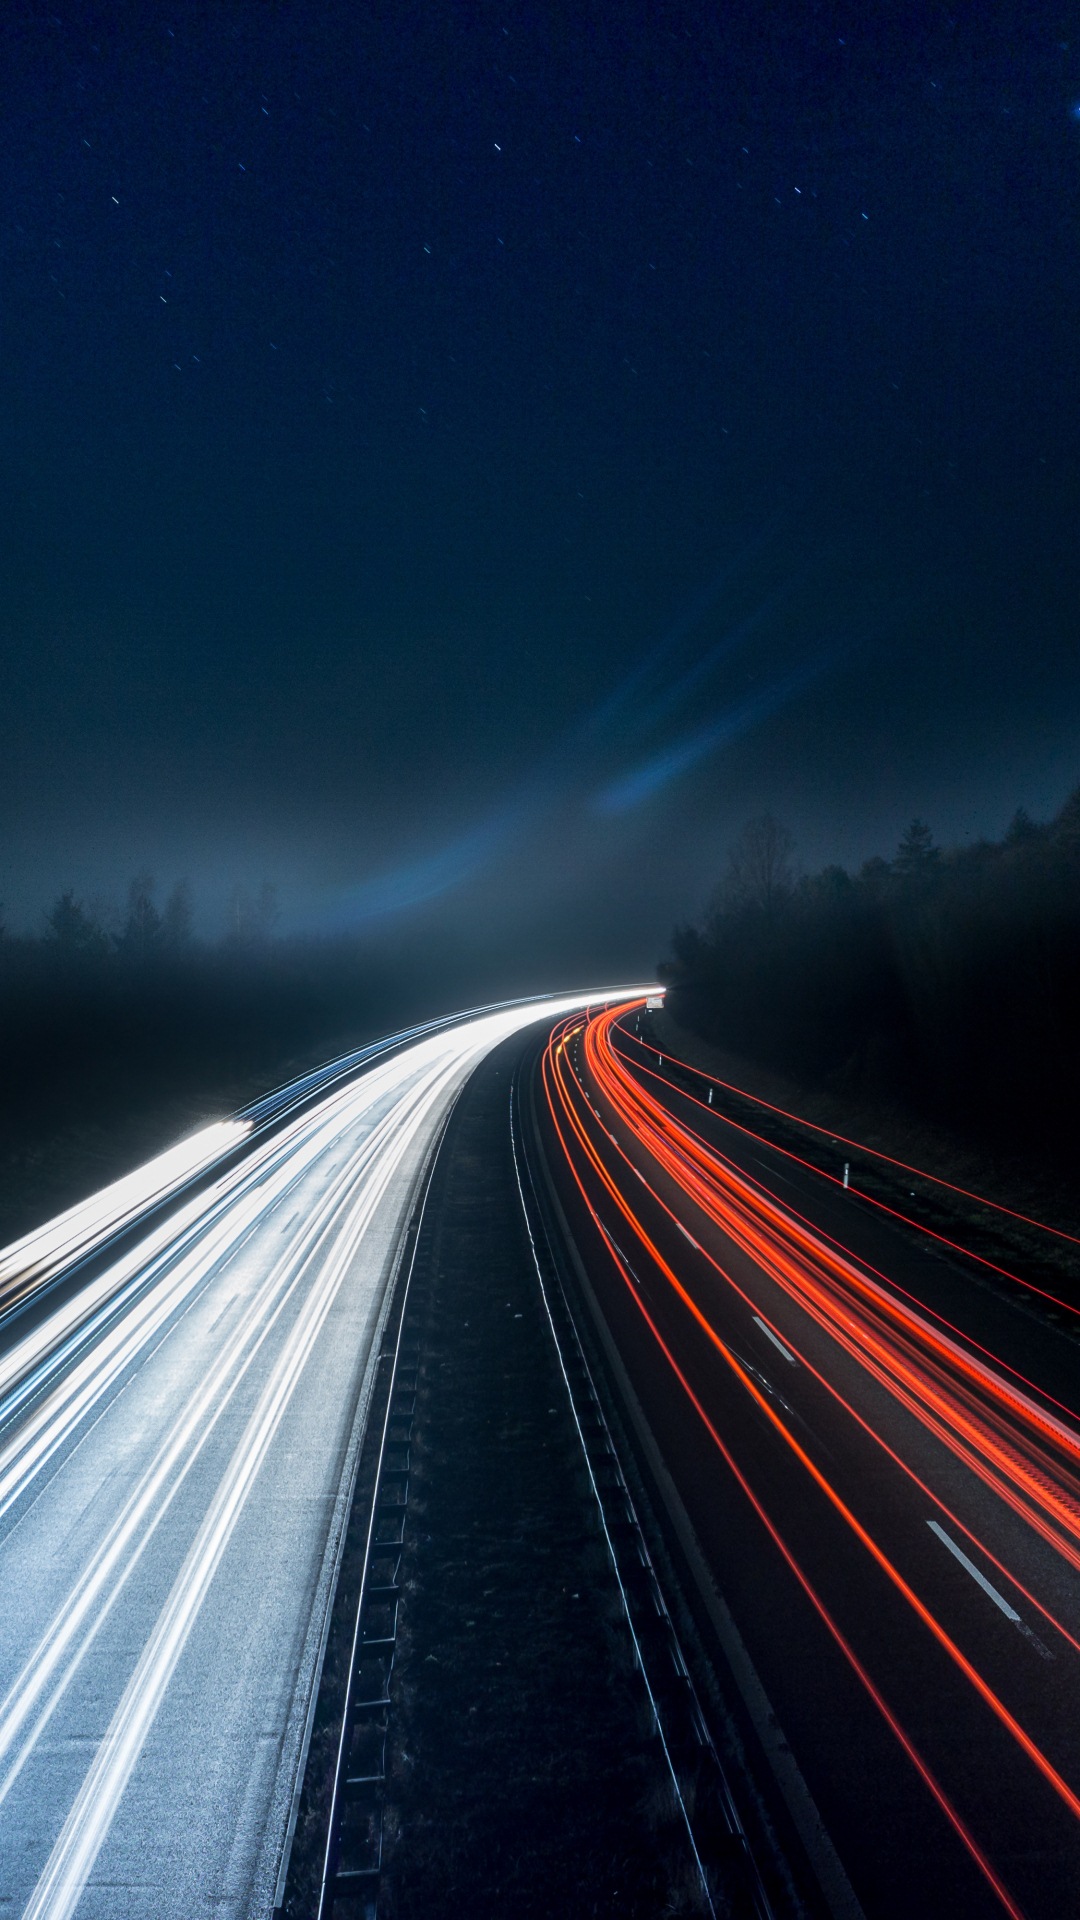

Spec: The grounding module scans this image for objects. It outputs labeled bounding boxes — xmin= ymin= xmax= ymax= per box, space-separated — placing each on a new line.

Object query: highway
xmin=0 ymin=991 xmax=634 ymax=1920
xmin=539 ymin=1001 xmax=1080 ymax=1920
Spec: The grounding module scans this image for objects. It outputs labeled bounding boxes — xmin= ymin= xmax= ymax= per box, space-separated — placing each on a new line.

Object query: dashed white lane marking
xmin=677 ymin=1224 xmax=700 ymax=1250
xmin=752 ymin=1316 xmax=798 ymax=1366
xmin=927 ymin=1520 xmax=1021 ymax=1622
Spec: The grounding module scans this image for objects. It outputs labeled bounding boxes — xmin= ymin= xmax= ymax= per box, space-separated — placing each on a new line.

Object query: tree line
xmin=660 ymin=789 xmax=1080 ymax=1163
xmin=0 ymin=876 xmax=419 ymax=1234
xmin=23 ymin=874 xmax=280 ymax=963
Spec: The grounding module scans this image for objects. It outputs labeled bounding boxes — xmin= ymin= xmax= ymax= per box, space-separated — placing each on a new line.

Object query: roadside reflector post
xmin=843 ymin=1162 xmax=850 ymax=1189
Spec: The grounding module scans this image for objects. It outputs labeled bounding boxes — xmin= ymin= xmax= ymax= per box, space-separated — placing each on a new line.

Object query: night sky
xmin=2 ymin=2 xmax=1078 ymax=977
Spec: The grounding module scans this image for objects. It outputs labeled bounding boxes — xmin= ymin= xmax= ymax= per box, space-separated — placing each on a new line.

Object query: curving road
xmin=0 ymin=991 xmax=639 ymax=1920
xmin=539 ymin=1001 xmax=1080 ymax=1920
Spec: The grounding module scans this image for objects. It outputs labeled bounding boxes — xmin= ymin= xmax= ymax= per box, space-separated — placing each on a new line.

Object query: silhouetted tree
xmin=893 ymin=818 xmax=939 ymax=879
xmin=714 ymin=814 xmax=796 ymax=921
xmin=116 ymin=874 xmax=162 ymax=962
xmin=43 ymin=891 xmax=107 ymax=957
xmin=226 ymin=880 xmax=280 ymax=948
xmin=161 ymin=879 xmax=195 ymax=950
xmin=660 ymin=790 xmax=1080 ymax=1161
xmin=1005 ymin=807 xmax=1042 ymax=847
xmin=1051 ymin=784 xmax=1080 ymax=851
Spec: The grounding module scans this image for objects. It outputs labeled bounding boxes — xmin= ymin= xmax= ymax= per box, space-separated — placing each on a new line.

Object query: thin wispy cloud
xmin=592 ymin=658 xmax=831 ymax=815
xmin=313 ymin=549 xmax=851 ymax=930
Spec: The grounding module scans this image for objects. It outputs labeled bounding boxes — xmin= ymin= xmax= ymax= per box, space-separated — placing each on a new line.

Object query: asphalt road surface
xmin=538 ymin=1001 xmax=1080 ymax=1920
xmin=0 ymin=992 xmax=635 ymax=1920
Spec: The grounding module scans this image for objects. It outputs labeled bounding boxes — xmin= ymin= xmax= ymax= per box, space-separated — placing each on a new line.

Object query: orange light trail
xmin=580 ymin=1011 xmax=1080 ymax=1572
xmin=613 ymin=1044 xmax=1080 ymax=1427
xmin=542 ymin=1022 xmax=1030 ymax=1916
xmin=618 ymin=1017 xmax=1080 ymax=1250
xmin=540 ymin=1002 xmax=1080 ymax=1915
xmin=557 ymin=1017 xmax=1080 ymax=1661
xmin=587 ymin=1216 xmax=1030 ymax=1920
xmin=613 ymin=1025 xmax=1080 ymax=1321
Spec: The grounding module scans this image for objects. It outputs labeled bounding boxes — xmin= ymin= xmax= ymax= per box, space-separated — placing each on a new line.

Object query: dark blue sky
xmin=2 ymin=1 xmax=1078 ymax=972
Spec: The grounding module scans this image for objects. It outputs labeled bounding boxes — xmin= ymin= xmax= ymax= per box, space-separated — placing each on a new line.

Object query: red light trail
xmin=540 ymin=1000 xmax=1080 ymax=1919
xmin=620 ymin=1025 xmax=1080 ymax=1251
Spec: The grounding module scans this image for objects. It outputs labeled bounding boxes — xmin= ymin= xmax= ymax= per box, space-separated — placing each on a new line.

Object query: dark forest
xmin=661 ymin=789 xmax=1080 ymax=1170
xmin=0 ymin=880 xmax=438 ymax=1241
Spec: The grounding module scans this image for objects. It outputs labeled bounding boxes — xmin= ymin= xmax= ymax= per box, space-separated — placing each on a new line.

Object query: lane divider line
xmin=752 ymin=1316 xmax=798 ymax=1366
xmin=927 ymin=1522 xmax=1022 ymax=1624
xmin=509 ymin=1081 xmax=722 ymax=1920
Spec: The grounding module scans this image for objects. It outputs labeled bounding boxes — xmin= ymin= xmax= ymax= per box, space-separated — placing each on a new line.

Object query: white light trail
xmin=0 ymin=1121 xmax=252 ymax=1306
xmin=0 ymin=989 xmax=649 ymax=1919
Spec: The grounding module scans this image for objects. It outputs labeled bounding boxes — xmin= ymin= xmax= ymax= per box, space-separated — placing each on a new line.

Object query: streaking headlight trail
xmin=0 ymin=989 xmax=648 ymax=1920
xmin=0 ymin=1120 xmax=252 ymax=1310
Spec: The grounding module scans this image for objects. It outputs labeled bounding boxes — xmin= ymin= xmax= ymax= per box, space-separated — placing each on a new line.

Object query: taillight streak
xmin=542 ymin=1028 xmax=1029 ymax=1918
xmin=615 ymin=1037 xmax=1080 ymax=1429
xmin=565 ymin=1033 xmax=1080 ymax=1661
xmin=613 ymin=1016 xmax=1080 ymax=1253
xmin=542 ymin=1012 xmax=1080 ymax=1844
xmin=585 ymin=1013 xmax=1080 ymax=1565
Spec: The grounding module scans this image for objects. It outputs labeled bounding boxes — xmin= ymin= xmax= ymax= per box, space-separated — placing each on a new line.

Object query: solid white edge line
xmin=752 ymin=1315 xmax=798 ymax=1366
xmin=508 ymin=1083 xmax=718 ymax=1920
xmin=523 ymin=1076 xmax=867 ymax=1920
xmin=926 ymin=1521 xmax=1022 ymax=1623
